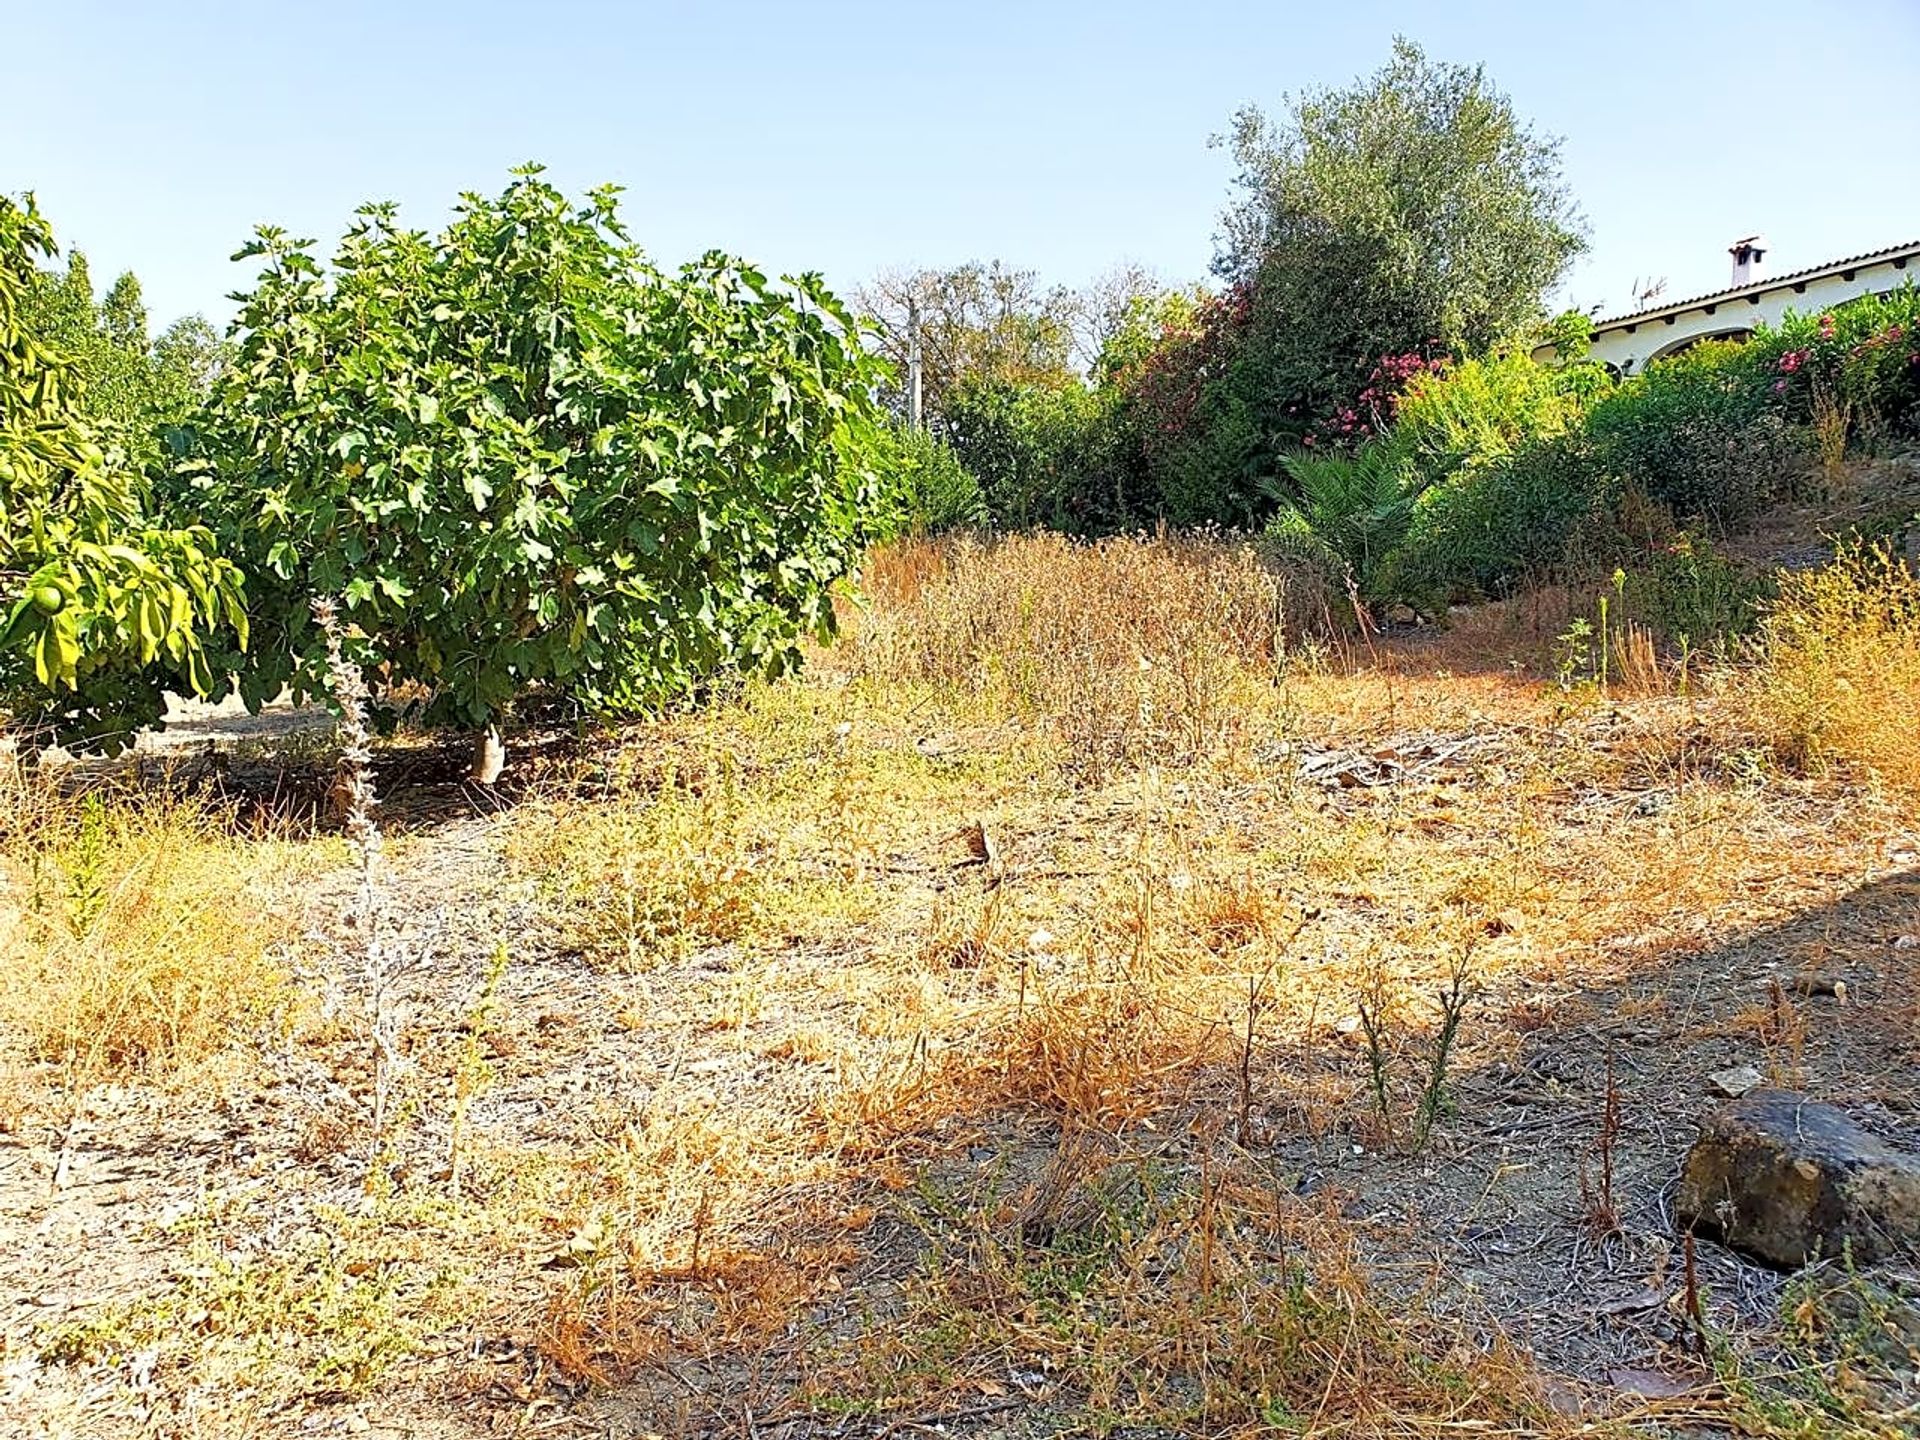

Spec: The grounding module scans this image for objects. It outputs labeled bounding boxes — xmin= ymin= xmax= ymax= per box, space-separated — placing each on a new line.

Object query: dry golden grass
xmin=851 ymin=531 xmax=1314 ymax=779
xmin=804 ymin=1149 xmax=1565 ymax=1435
xmin=471 ymin=537 xmax=1909 ymax=1433
xmin=1745 ymin=542 xmax=1920 ymax=794
xmin=0 ymin=774 xmax=308 ymax=1089
xmin=11 ymin=531 xmax=1913 ymax=1437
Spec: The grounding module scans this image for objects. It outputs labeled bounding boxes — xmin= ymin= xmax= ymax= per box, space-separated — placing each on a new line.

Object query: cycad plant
xmin=1260 ymin=439 xmax=1418 ymax=617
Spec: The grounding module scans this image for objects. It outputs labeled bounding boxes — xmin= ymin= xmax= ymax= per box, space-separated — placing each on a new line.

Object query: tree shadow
xmin=556 ymin=864 xmax=1920 ymax=1431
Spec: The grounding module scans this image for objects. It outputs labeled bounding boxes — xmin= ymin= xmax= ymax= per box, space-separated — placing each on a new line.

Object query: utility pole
xmin=906 ymin=298 xmax=924 ymax=431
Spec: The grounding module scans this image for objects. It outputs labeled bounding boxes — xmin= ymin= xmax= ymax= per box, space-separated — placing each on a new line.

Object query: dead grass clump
xmin=509 ymin=781 xmax=775 ymax=971
xmin=0 ymin=777 xmax=298 ymax=1084
xmin=1743 ymin=543 xmax=1920 ymax=793
xmin=991 ymin=971 xmax=1183 ymax=1125
xmin=816 ymin=1154 xmax=1560 ymax=1434
xmin=849 ymin=532 xmax=1301 ymax=778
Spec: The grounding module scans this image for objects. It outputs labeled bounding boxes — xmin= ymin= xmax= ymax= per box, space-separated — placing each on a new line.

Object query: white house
xmin=1536 ymin=237 xmax=1920 ymax=375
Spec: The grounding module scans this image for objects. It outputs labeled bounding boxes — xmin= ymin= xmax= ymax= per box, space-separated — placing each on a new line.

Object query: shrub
xmin=1368 ymin=347 xmax=1614 ymax=608
xmin=1747 ymin=282 xmax=1920 ymax=438
xmin=1147 ymin=390 xmax=1271 ymax=529
xmin=1586 ymin=343 xmax=1795 ymax=523
xmin=941 ymin=377 xmax=1111 ymax=529
xmin=1744 ymin=543 xmax=1920 ymax=793
xmin=1391 ymin=347 xmax=1611 ymax=489
xmin=1618 ymin=532 xmax=1768 ymax=651
xmin=1386 ymin=431 xmax=1614 ymax=608
xmin=868 ymin=424 xmax=987 ymax=535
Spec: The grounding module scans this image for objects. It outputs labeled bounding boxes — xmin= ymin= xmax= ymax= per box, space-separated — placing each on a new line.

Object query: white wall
xmin=1536 ymin=253 xmax=1916 ymax=375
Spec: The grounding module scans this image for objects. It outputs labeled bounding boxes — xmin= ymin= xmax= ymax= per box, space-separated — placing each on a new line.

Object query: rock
xmin=1677 ymin=1090 xmax=1920 ymax=1267
xmin=1707 ymin=1065 xmax=1764 ymax=1099
xmin=1607 ymin=1367 xmax=1695 ymax=1400
xmin=1790 ymin=971 xmax=1846 ymax=999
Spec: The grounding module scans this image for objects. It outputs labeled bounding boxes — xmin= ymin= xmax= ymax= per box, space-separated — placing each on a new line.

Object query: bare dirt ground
xmin=5 ymin=556 xmax=1920 ymax=1438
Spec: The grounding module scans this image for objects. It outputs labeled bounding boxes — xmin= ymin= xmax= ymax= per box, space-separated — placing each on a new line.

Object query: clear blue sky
xmin=14 ymin=0 xmax=1920 ymax=330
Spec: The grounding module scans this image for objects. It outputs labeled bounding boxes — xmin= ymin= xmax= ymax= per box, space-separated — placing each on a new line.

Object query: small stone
xmin=1792 ymin=972 xmax=1846 ymax=998
xmin=1707 ymin=1065 xmax=1764 ymax=1099
xmin=1893 ymin=935 xmax=1917 ymax=950
xmin=1677 ymin=1089 xmax=1920 ymax=1267
xmin=1540 ymin=1375 xmax=1586 ymax=1416
xmin=1608 ymin=1367 xmax=1693 ymax=1399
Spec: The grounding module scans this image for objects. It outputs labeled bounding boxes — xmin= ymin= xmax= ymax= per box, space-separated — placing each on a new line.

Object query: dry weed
xmin=815 ymin=1150 xmax=1562 ymax=1434
xmin=848 ymin=532 xmax=1304 ymax=779
xmin=1744 ymin=542 xmax=1920 ymax=793
xmin=0 ymin=776 xmax=302 ymax=1086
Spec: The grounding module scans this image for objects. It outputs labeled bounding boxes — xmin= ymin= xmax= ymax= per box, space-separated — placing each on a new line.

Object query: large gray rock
xmin=1676 ymin=1090 xmax=1920 ymax=1267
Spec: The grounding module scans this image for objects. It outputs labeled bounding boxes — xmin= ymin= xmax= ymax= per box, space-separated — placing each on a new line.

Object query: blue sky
xmin=14 ymin=1 xmax=1920 ymax=330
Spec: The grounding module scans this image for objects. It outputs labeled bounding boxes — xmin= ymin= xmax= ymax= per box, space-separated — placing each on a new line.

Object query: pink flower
xmin=1773 ymin=378 xmax=1788 ymax=393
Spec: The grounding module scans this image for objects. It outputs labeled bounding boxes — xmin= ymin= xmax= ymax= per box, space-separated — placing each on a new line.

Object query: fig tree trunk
xmin=470 ymin=723 xmax=505 ymax=785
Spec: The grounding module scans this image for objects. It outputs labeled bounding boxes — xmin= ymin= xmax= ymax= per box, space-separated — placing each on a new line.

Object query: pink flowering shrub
xmin=1304 ymin=349 xmax=1445 ymax=447
xmin=1750 ymin=283 xmax=1920 ymax=434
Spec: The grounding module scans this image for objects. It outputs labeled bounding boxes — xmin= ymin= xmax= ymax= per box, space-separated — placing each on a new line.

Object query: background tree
xmin=861 ymin=264 xmax=1195 ymax=531
xmin=194 ymin=168 xmax=888 ymax=778
xmin=1140 ymin=37 xmax=1587 ymax=525
xmin=0 ymin=194 xmax=246 ymax=751
xmin=1065 ymin=263 xmax=1178 ymax=378
xmin=1215 ymin=36 xmax=1586 ymax=347
xmin=21 ymin=251 xmax=230 ymax=447
xmin=857 ymin=261 xmax=1081 ymax=424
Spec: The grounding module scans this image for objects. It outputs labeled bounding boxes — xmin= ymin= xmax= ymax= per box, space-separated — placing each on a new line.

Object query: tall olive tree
xmin=1139 ymin=38 xmax=1587 ymax=524
xmin=1216 ymin=36 xmax=1586 ymax=352
xmin=197 ymin=167 xmax=888 ymax=778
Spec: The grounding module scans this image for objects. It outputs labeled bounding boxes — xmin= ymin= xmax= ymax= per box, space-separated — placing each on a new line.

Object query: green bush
xmin=942 ymin=377 xmax=1112 ymax=530
xmin=1386 ymin=431 xmax=1613 ymax=608
xmin=869 ymin=424 xmax=987 ymax=535
xmin=1585 ymin=343 xmax=1794 ymax=523
xmin=1619 ymin=533 xmax=1768 ymax=650
xmin=1745 ymin=282 xmax=1920 ymax=437
xmin=1334 ymin=346 xmax=1615 ymax=612
xmin=1392 ymin=347 xmax=1612 ymax=489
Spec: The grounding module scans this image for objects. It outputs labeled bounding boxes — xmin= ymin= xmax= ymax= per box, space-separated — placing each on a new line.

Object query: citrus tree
xmin=196 ymin=168 xmax=887 ymax=775
xmin=0 ymin=193 xmax=246 ymax=752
